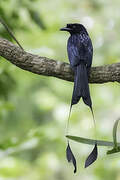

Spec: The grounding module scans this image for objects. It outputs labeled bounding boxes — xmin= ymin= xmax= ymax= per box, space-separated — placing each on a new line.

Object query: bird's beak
xmin=60 ymin=27 xmax=71 ymax=31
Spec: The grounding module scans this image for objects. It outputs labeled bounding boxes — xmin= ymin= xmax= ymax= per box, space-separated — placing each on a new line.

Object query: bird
xmin=60 ymin=23 xmax=98 ymax=169
xmin=60 ymin=23 xmax=93 ymax=111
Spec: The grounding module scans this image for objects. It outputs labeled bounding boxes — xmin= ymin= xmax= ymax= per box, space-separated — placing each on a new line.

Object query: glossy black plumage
xmin=64 ymin=23 xmax=93 ymax=108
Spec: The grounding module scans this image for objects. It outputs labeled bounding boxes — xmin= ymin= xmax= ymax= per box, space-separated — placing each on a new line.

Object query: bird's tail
xmin=71 ymin=62 xmax=92 ymax=108
xmin=68 ymin=63 xmax=98 ymax=168
xmin=67 ymin=62 xmax=95 ymax=134
xmin=71 ymin=62 xmax=97 ymax=138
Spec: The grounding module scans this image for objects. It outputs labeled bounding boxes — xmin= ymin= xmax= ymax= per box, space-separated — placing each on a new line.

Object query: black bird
xmin=60 ymin=23 xmax=98 ymax=169
xmin=60 ymin=23 xmax=93 ymax=110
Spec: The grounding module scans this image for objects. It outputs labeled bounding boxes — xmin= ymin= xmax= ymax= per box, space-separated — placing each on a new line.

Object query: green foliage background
xmin=0 ymin=0 xmax=120 ymax=179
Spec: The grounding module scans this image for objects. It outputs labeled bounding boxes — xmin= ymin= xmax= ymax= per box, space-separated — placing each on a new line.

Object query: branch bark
xmin=0 ymin=38 xmax=120 ymax=84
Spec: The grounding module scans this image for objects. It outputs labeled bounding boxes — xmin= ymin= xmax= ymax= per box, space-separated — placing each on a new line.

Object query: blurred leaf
xmin=107 ymin=119 xmax=120 ymax=155
xmin=66 ymin=135 xmax=120 ymax=147
xmin=107 ymin=147 xmax=120 ymax=155
xmin=0 ymin=70 xmax=16 ymax=99
xmin=28 ymin=8 xmax=46 ymax=30
xmin=113 ymin=119 xmax=119 ymax=148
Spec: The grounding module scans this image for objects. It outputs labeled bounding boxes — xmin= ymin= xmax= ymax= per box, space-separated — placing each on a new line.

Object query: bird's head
xmin=60 ymin=23 xmax=87 ymax=35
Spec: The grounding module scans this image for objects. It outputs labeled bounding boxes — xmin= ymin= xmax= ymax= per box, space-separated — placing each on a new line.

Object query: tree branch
xmin=0 ymin=38 xmax=120 ymax=84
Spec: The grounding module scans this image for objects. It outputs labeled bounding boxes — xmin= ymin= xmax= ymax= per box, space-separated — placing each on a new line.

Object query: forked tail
xmin=71 ymin=62 xmax=92 ymax=108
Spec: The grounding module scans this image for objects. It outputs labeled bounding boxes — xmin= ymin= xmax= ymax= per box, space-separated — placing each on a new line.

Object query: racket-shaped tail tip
xmin=66 ymin=142 xmax=77 ymax=173
xmin=85 ymin=143 xmax=98 ymax=168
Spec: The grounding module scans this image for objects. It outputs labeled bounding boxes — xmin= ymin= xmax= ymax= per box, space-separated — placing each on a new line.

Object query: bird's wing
xmin=67 ymin=35 xmax=93 ymax=68
xmin=67 ymin=44 xmax=81 ymax=67
xmin=84 ymin=38 xmax=93 ymax=68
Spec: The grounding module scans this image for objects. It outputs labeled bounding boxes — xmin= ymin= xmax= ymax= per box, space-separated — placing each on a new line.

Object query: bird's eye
xmin=73 ymin=25 xmax=76 ymax=29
